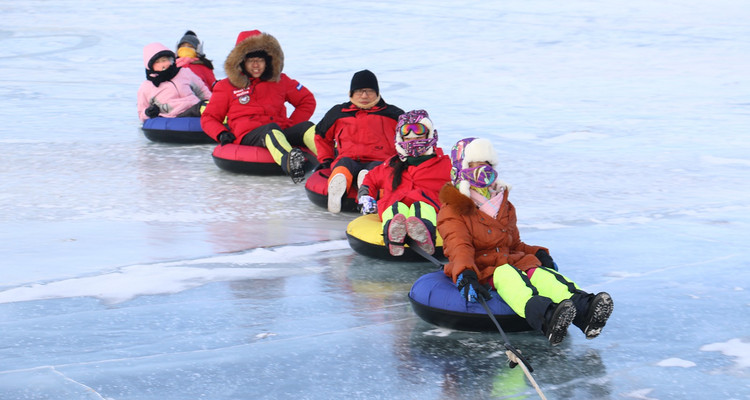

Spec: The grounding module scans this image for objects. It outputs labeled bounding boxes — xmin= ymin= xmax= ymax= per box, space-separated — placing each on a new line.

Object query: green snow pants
xmin=492 ymin=263 xmax=584 ymax=332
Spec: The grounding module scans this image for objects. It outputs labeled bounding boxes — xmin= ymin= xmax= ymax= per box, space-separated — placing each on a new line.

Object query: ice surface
xmin=1 ymin=1 xmax=749 ymax=399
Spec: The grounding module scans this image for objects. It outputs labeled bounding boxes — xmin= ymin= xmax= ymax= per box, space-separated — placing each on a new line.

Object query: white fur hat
xmin=460 ymin=138 xmax=499 ymax=169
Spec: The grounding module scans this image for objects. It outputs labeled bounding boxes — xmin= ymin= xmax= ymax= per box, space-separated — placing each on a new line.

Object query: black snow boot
xmin=281 ymin=148 xmax=306 ymax=184
xmin=571 ymin=292 xmax=614 ymax=339
xmin=524 ymin=296 xmax=576 ymax=345
xmin=542 ymin=299 xmax=577 ymax=345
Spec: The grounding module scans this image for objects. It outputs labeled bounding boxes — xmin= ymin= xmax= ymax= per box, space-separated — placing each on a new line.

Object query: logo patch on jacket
xmin=296 ymin=83 xmax=303 ymax=91
xmin=233 ymin=88 xmax=250 ymax=97
xmin=233 ymin=88 xmax=251 ymax=104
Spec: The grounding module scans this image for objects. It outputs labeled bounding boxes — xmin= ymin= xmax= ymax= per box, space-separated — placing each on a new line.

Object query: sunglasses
xmin=399 ymin=123 xmax=429 ymax=137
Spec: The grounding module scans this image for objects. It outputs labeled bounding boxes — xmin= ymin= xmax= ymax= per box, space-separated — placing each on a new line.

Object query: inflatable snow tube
xmin=304 ymin=168 xmax=359 ymax=212
xmin=212 ymin=144 xmax=315 ymax=175
xmin=408 ymin=270 xmax=532 ymax=332
xmin=141 ymin=117 xmax=214 ymax=144
xmin=346 ymin=213 xmax=445 ymax=261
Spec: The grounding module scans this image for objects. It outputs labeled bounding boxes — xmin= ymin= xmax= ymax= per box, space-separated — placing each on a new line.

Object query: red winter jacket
xmin=314 ymin=99 xmax=404 ymax=164
xmin=361 ymin=149 xmax=452 ymax=219
xmin=200 ymin=30 xmax=316 ymax=142
xmin=201 ymin=75 xmax=315 ymax=141
xmin=177 ymin=59 xmax=217 ymax=91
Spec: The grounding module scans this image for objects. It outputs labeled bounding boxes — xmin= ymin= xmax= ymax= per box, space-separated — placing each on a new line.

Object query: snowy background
xmin=1 ymin=1 xmax=748 ymax=399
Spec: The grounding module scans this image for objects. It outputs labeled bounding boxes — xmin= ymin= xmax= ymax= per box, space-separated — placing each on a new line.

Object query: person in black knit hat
xmin=314 ymin=69 xmax=405 ymax=213
xmin=349 ymin=69 xmax=379 ymax=97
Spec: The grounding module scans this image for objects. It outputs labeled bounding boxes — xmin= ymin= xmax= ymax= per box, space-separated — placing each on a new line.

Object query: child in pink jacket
xmin=137 ymin=42 xmax=211 ymax=122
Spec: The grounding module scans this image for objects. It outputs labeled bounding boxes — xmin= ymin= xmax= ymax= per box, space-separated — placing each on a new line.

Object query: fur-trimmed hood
xmin=438 ymin=183 xmax=478 ymax=216
xmin=224 ymin=30 xmax=284 ymax=87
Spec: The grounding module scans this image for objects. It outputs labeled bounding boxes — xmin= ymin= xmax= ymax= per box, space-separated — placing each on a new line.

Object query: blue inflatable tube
xmin=408 ymin=271 xmax=532 ymax=332
xmin=141 ymin=117 xmax=214 ymax=144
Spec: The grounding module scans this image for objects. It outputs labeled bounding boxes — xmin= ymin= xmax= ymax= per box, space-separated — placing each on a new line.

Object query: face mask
xmin=177 ymin=47 xmax=198 ymax=59
xmin=459 ymin=164 xmax=497 ymax=188
xmin=397 ymin=137 xmax=437 ymax=161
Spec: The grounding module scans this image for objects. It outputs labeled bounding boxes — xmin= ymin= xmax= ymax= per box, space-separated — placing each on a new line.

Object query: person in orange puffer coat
xmin=437 ymin=137 xmax=614 ymax=345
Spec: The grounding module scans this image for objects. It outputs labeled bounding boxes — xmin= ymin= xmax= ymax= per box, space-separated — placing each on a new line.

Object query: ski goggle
xmin=399 ymin=123 xmax=429 ymax=137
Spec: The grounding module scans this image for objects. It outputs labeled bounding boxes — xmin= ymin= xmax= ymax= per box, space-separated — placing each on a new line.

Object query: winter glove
xmin=357 ymin=184 xmax=371 ymax=200
xmin=313 ymin=159 xmax=332 ymax=172
xmin=456 ymin=269 xmax=491 ymax=303
xmin=217 ymin=131 xmax=236 ymax=146
xmin=145 ymin=104 xmax=160 ymax=118
xmin=358 ymin=195 xmax=377 ymax=215
xmin=535 ymin=249 xmax=556 ymax=269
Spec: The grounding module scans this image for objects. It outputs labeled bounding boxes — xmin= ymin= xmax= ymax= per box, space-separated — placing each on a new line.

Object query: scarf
xmin=177 ymin=47 xmax=197 ymax=59
xmin=146 ymin=63 xmax=179 ymax=87
xmin=405 ymin=153 xmax=436 ymax=166
xmin=469 ymin=186 xmax=505 ymax=218
xmin=350 ymin=95 xmax=381 ymax=110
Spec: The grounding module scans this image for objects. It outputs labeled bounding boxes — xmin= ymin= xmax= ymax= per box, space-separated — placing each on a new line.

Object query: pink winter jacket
xmin=137 ymin=43 xmax=211 ymax=122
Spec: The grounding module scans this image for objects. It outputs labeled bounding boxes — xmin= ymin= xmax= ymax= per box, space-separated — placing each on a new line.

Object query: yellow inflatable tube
xmin=346 ymin=213 xmax=444 ymax=261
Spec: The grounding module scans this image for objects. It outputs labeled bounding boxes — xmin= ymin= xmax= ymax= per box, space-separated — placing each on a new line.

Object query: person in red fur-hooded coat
xmin=201 ymin=30 xmax=317 ymax=183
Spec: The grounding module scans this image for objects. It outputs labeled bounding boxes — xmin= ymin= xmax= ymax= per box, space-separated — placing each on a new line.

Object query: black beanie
xmin=148 ymin=49 xmax=176 ymax=70
xmin=349 ymin=69 xmax=379 ymax=97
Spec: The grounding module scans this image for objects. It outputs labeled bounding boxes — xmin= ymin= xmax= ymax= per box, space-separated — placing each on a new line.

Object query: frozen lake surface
xmin=1 ymin=1 xmax=748 ymax=399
